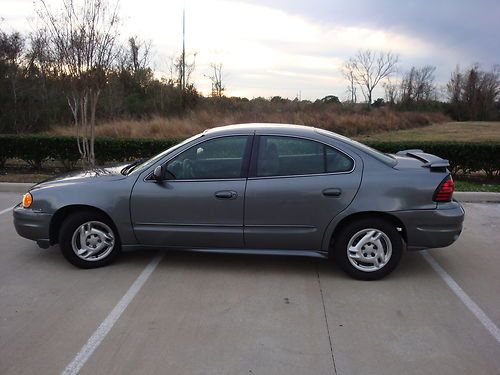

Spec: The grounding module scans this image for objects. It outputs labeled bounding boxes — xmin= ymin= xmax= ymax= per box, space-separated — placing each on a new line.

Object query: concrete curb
xmin=0 ymin=182 xmax=499 ymax=203
xmin=0 ymin=183 xmax=34 ymax=193
xmin=453 ymin=192 xmax=500 ymax=203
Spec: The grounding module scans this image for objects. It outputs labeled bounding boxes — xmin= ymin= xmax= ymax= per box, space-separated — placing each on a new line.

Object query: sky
xmin=1 ymin=0 xmax=499 ymax=100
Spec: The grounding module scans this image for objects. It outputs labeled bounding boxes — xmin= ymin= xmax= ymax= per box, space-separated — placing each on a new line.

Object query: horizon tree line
xmin=0 ymin=0 xmax=499 ymax=165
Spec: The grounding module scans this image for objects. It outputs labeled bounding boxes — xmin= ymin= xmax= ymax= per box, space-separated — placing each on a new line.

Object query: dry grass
xmin=356 ymin=121 xmax=500 ymax=142
xmin=49 ymin=109 xmax=449 ymax=139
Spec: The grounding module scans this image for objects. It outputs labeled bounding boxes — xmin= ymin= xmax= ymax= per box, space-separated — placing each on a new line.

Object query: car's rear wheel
xmin=334 ymin=218 xmax=403 ymax=280
xmin=59 ymin=211 xmax=121 ymax=268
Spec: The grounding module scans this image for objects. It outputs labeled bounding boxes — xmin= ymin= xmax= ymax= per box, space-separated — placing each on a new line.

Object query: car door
xmin=130 ymin=135 xmax=252 ymax=248
xmin=244 ymin=134 xmax=362 ymax=251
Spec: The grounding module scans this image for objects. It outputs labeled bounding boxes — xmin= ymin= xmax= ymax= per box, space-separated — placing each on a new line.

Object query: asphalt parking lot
xmin=0 ymin=192 xmax=499 ymax=375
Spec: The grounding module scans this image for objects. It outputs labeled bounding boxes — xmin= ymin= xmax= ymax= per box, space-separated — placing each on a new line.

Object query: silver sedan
xmin=13 ymin=124 xmax=464 ymax=280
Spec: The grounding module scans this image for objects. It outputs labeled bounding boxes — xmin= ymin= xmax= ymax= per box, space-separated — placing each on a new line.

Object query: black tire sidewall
xmin=59 ymin=211 xmax=121 ymax=268
xmin=334 ymin=218 xmax=403 ymax=280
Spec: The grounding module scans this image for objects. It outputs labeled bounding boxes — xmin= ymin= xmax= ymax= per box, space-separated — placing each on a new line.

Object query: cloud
xmin=1 ymin=0 xmax=497 ymax=99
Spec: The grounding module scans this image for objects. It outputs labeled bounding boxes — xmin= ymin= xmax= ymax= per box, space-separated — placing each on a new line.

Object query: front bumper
xmin=13 ymin=204 xmax=52 ymax=248
xmin=393 ymin=201 xmax=465 ymax=251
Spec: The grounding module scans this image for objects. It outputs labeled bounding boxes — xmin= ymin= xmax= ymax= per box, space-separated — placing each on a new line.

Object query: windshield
xmin=315 ymin=128 xmax=397 ymax=167
xmin=127 ymin=134 xmax=204 ymax=175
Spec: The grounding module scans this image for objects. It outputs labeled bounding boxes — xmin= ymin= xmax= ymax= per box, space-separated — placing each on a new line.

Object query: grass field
xmin=50 ymin=119 xmax=500 ymax=142
xmin=356 ymin=121 xmax=500 ymax=142
xmin=49 ymin=110 xmax=449 ymax=139
xmin=454 ymin=180 xmax=500 ymax=192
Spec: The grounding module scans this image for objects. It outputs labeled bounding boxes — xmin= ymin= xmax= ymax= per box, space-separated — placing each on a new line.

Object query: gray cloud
xmin=241 ymin=0 xmax=500 ymax=66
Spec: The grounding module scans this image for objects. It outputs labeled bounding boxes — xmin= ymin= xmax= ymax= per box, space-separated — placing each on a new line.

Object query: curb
xmin=0 ymin=182 xmax=499 ymax=203
xmin=0 ymin=183 xmax=34 ymax=193
xmin=453 ymin=192 xmax=500 ymax=203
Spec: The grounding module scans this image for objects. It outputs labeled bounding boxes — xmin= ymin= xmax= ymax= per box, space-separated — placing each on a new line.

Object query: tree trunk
xmin=89 ymin=89 xmax=100 ymax=167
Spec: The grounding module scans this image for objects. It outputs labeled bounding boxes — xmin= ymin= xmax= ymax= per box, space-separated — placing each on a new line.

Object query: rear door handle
xmin=322 ymin=188 xmax=342 ymax=197
xmin=215 ymin=190 xmax=238 ymax=200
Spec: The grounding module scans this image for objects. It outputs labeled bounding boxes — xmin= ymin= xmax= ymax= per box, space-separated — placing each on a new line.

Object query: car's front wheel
xmin=334 ymin=218 xmax=403 ymax=280
xmin=59 ymin=211 xmax=121 ymax=268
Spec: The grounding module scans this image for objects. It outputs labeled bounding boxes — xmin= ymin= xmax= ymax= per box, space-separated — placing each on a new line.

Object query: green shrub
xmin=0 ymin=135 xmax=180 ymax=170
xmin=0 ymin=135 xmax=498 ymax=178
xmin=365 ymin=141 xmax=500 ymax=177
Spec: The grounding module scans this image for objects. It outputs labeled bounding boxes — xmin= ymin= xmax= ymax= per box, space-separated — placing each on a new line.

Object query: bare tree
xmin=341 ymin=59 xmax=357 ymax=103
xmin=447 ymin=65 xmax=463 ymax=104
xmin=400 ymin=65 xmax=437 ymax=105
xmin=347 ymin=50 xmax=399 ymax=106
xmin=176 ymin=52 xmax=196 ymax=89
xmin=205 ymin=62 xmax=225 ymax=97
xmin=166 ymin=52 xmax=196 ymax=89
xmin=126 ymin=36 xmax=151 ymax=73
xmin=383 ymin=78 xmax=399 ymax=105
xmin=0 ymin=30 xmax=24 ymax=130
xmin=36 ymin=0 xmax=121 ymax=166
xmin=447 ymin=64 xmax=500 ymax=120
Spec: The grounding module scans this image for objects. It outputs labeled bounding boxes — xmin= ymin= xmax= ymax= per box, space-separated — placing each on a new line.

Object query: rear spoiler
xmin=396 ymin=149 xmax=450 ymax=170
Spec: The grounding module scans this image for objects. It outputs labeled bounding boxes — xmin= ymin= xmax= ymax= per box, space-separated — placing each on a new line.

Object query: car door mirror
xmin=153 ymin=165 xmax=164 ymax=181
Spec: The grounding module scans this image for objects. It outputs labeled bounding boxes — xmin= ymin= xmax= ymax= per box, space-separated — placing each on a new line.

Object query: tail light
xmin=433 ymin=175 xmax=454 ymax=202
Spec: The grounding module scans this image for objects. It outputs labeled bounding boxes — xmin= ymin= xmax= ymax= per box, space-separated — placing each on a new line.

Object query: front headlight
xmin=22 ymin=192 xmax=33 ymax=208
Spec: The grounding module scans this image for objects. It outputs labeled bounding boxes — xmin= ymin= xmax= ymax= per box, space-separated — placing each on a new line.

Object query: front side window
xmin=256 ymin=136 xmax=353 ymax=177
xmin=165 ymin=136 xmax=249 ymax=180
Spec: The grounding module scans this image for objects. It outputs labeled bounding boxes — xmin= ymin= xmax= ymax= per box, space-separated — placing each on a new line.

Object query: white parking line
xmin=0 ymin=206 xmax=14 ymax=216
xmin=422 ymin=250 xmax=500 ymax=345
xmin=60 ymin=252 xmax=164 ymax=375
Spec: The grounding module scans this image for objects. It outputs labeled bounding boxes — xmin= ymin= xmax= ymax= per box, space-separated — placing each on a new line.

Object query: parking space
xmin=0 ymin=196 xmax=499 ymax=375
xmin=0 ymin=192 xmax=21 ymax=216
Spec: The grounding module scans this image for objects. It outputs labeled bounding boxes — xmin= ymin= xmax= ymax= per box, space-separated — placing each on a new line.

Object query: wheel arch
xmin=49 ymin=205 xmax=118 ymax=245
xmin=329 ymin=211 xmax=407 ymax=252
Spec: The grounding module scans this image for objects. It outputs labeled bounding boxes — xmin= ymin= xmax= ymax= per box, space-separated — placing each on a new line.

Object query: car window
xmin=326 ymin=146 xmax=354 ymax=173
xmin=315 ymin=128 xmax=396 ymax=167
xmin=166 ymin=136 xmax=248 ymax=179
xmin=256 ymin=136 xmax=353 ymax=177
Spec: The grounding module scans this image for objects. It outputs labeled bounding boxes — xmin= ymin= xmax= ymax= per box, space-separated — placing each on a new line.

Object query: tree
xmin=346 ymin=50 xmax=399 ymax=107
xmin=124 ymin=36 xmax=151 ymax=73
xmin=0 ymin=31 xmax=24 ymax=129
xmin=37 ymin=0 xmax=121 ymax=166
xmin=167 ymin=52 xmax=196 ymax=89
xmin=446 ymin=64 xmax=500 ymax=120
xmin=319 ymin=95 xmax=340 ymax=104
xmin=341 ymin=59 xmax=357 ymax=103
xmin=205 ymin=62 xmax=225 ymax=97
xmin=400 ymin=65 xmax=437 ymax=106
xmin=383 ymin=78 xmax=399 ymax=105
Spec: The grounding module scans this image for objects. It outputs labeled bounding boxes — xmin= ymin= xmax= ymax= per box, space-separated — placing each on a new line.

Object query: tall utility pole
xmin=181 ymin=8 xmax=186 ymax=91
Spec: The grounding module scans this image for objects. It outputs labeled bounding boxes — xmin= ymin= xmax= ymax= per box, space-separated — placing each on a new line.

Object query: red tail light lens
xmin=433 ymin=175 xmax=454 ymax=202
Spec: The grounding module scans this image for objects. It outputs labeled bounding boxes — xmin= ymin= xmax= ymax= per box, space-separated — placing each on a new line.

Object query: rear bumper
xmin=13 ymin=204 xmax=52 ymax=248
xmin=393 ymin=201 xmax=465 ymax=251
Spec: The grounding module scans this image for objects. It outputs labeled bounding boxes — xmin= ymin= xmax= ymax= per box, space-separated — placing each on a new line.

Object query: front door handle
xmin=215 ymin=190 xmax=238 ymax=200
xmin=322 ymin=188 xmax=342 ymax=197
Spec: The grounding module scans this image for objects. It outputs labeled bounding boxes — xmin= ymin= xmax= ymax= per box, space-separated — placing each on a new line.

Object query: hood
xmin=31 ymin=164 xmax=128 ymax=190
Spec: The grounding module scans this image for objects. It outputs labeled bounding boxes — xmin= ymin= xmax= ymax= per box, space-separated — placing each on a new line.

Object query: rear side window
xmin=166 ymin=136 xmax=248 ymax=179
xmin=256 ymin=136 xmax=353 ymax=177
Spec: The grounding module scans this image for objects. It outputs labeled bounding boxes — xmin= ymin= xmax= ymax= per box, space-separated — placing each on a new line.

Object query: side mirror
xmin=153 ymin=165 xmax=164 ymax=181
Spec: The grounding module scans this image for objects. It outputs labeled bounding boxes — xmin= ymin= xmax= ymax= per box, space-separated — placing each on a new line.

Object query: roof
xmin=204 ymin=123 xmax=325 ymax=136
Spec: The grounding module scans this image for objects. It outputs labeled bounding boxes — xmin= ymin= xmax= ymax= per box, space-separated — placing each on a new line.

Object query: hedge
xmin=0 ymin=134 xmax=498 ymax=177
xmin=0 ymin=135 xmax=180 ymax=169
xmin=366 ymin=141 xmax=500 ymax=177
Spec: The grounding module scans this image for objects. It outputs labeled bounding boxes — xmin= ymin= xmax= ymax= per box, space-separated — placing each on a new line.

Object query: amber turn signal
xmin=22 ymin=192 xmax=33 ymax=208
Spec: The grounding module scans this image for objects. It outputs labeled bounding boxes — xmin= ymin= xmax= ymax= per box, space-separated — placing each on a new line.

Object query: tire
xmin=59 ymin=210 xmax=121 ymax=268
xmin=333 ymin=218 xmax=403 ymax=280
